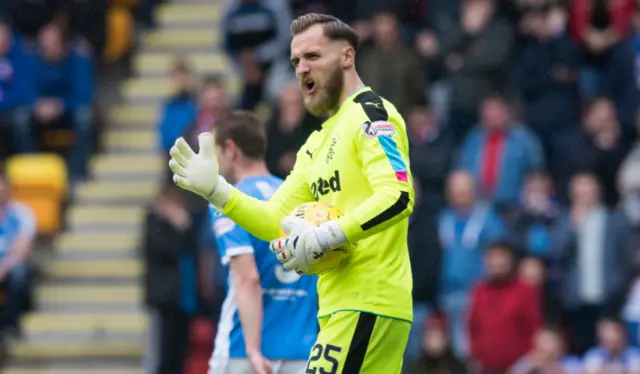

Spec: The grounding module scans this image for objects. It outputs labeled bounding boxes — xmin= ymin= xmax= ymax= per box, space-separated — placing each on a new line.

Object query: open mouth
xmin=303 ymin=78 xmax=316 ymax=94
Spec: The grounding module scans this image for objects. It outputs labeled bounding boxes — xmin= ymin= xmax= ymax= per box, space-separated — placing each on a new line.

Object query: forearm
xmin=337 ymin=184 xmax=413 ymax=243
xmin=221 ymin=188 xmax=287 ymax=242
xmin=235 ymin=278 xmax=264 ymax=354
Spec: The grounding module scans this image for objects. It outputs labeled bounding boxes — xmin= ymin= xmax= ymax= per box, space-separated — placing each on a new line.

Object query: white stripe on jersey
xmin=210 ymin=273 xmax=237 ymax=372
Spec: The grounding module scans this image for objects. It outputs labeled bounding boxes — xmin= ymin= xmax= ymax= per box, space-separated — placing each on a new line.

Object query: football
xmin=282 ymin=202 xmax=352 ymax=275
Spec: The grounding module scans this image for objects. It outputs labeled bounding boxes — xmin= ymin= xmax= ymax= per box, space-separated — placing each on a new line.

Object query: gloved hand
xmin=168 ymin=133 xmax=232 ymax=208
xmin=270 ymin=216 xmax=347 ymax=274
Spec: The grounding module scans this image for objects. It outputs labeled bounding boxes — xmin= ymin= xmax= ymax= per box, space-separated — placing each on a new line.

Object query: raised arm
xmin=169 ymin=133 xmax=315 ymax=243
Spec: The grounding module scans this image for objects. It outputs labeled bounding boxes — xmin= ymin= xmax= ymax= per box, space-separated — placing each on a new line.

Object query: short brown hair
xmin=290 ymin=13 xmax=360 ymax=51
xmin=213 ymin=111 xmax=266 ymax=160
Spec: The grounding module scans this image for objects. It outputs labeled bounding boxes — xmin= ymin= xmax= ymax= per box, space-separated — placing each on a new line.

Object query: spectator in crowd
xmin=552 ymin=97 xmax=631 ymax=207
xmin=13 ymin=24 xmax=94 ymax=183
xmin=552 ymin=172 xmax=634 ymax=354
xmin=265 ymin=81 xmax=320 ymax=179
xmin=437 ymin=170 xmax=506 ymax=358
xmin=356 ymin=10 xmax=425 ymax=117
xmin=142 ymin=185 xmax=200 ymax=374
xmin=583 ymin=317 xmax=640 ymax=374
xmin=517 ymin=4 xmax=581 ymax=154
xmin=509 ymin=327 xmax=582 ymax=374
xmin=518 ymin=255 xmax=562 ymax=324
xmin=182 ymin=76 xmax=230 ymax=150
xmin=518 ymin=255 xmax=546 ymax=289
xmin=459 ymin=94 xmax=545 ymax=210
xmin=406 ymin=314 xmax=467 ymax=374
xmin=569 ymin=0 xmax=634 ymax=97
xmin=0 ymin=174 xmax=35 ymax=336
xmin=437 ymin=0 xmax=514 ymax=143
xmin=468 ymin=242 xmax=542 ymax=374
xmin=570 ymin=0 xmax=639 ymax=133
xmin=508 ymin=171 xmax=558 ymax=258
xmin=0 ymin=19 xmax=29 ymax=158
xmin=407 ymin=103 xmax=455 ymax=217
xmin=157 ymin=60 xmax=197 ymax=155
xmin=221 ymin=0 xmax=292 ymax=111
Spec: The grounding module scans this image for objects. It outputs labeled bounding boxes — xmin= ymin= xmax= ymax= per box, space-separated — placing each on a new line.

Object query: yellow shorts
xmin=305 ymin=311 xmax=411 ymax=374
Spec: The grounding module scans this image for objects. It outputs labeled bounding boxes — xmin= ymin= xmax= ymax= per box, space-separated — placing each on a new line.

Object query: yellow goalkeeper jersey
xmin=223 ymin=86 xmax=414 ymax=322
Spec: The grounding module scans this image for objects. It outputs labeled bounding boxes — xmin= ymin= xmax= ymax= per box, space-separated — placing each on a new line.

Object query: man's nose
xmin=296 ymin=61 xmax=310 ymax=76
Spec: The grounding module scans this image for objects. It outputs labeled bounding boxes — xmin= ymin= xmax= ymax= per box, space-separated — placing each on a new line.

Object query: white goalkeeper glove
xmin=270 ymin=216 xmax=347 ymax=274
xmin=168 ymin=133 xmax=232 ymax=208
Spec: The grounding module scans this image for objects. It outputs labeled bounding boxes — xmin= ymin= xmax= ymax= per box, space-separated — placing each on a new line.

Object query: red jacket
xmin=468 ymin=278 xmax=542 ymax=371
xmin=570 ymin=0 xmax=635 ymax=44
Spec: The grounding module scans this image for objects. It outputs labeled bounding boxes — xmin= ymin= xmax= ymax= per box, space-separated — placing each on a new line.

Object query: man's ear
xmin=342 ymin=46 xmax=355 ymax=68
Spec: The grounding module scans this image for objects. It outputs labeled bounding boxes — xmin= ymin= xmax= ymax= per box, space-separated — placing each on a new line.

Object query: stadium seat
xmin=103 ymin=5 xmax=134 ymax=63
xmin=5 ymin=154 xmax=68 ymax=235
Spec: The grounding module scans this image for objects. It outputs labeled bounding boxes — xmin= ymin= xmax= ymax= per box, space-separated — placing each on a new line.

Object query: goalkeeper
xmin=170 ymin=13 xmax=414 ymax=374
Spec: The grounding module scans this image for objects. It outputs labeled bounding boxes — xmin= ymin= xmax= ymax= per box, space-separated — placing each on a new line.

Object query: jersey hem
xmin=317 ymin=308 xmax=413 ymax=324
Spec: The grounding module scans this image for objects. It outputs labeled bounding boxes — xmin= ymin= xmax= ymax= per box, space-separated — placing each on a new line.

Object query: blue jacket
xmin=438 ymin=204 xmax=506 ymax=295
xmin=552 ymin=210 xmax=634 ymax=310
xmin=24 ymin=48 xmax=94 ymax=110
xmin=459 ymin=125 xmax=544 ymax=207
xmin=157 ymin=93 xmax=197 ymax=153
xmin=0 ymin=35 xmax=30 ymax=110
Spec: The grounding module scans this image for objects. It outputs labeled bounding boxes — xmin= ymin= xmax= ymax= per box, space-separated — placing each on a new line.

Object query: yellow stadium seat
xmin=5 ymin=154 xmax=68 ymax=234
xmin=103 ymin=6 xmax=134 ymax=63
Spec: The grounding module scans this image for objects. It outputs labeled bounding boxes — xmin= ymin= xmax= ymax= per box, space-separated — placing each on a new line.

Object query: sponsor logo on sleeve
xmin=362 ymin=121 xmax=396 ymax=138
xmin=213 ymin=217 xmax=235 ymax=238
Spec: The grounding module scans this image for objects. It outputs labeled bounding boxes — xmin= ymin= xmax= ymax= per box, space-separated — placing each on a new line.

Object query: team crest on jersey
xmin=213 ymin=217 xmax=235 ymax=238
xmin=362 ymin=121 xmax=395 ymax=138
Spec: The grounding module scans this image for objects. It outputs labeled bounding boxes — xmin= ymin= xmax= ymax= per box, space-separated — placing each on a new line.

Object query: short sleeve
xmin=210 ymin=204 xmax=254 ymax=266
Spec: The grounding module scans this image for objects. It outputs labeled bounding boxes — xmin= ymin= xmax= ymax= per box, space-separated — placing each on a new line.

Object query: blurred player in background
xmin=208 ymin=111 xmax=318 ymax=374
xmin=170 ymin=13 xmax=414 ymax=374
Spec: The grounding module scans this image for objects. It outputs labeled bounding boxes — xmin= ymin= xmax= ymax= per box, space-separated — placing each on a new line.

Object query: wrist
xmin=315 ymin=220 xmax=348 ymax=251
xmin=206 ymin=175 xmax=232 ymax=209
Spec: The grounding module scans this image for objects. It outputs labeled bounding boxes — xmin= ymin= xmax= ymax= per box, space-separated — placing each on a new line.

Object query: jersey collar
xmin=327 ymin=86 xmax=371 ymax=122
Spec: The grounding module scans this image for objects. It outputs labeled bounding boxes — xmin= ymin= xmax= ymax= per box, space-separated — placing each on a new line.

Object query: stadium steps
xmin=3 ymin=0 xmax=225 ymax=372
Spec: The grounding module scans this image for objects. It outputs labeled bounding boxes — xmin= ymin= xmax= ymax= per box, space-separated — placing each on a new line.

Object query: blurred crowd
xmin=145 ymin=0 xmax=640 ymax=373
xmin=0 ymin=0 xmax=144 ymax=348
